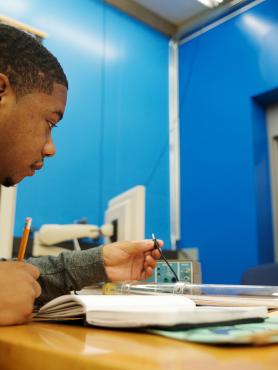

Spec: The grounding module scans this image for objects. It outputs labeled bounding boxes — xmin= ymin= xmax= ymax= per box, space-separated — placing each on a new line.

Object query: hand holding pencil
xmin=0 ymin=217 xmax=41 ymax=326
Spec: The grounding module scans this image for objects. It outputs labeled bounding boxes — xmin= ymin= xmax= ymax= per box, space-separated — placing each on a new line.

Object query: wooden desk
xmin=0 ymin=321 xmax=277 ymax=370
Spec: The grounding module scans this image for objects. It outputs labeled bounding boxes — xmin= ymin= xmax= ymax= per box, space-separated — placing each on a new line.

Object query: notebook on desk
xmin=34 ymin=294 xmax=268 ymax=329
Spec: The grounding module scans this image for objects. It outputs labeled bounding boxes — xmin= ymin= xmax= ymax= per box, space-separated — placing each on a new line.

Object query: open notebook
xmin=34 ymin=294 xmax=268 ymax=329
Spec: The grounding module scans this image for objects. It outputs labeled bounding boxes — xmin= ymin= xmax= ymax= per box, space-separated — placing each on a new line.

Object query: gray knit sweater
xmin=27 ymin=246 xmax=108 ymax=305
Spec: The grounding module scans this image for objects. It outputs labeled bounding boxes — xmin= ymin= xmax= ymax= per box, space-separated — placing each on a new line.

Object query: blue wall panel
xmin=0 ymin=0 xmax=170 ymax=245
xmin=179 ymin=0 xmax=278 ymax=283
xmin=100 ymin=6 xmax=170 ymax=243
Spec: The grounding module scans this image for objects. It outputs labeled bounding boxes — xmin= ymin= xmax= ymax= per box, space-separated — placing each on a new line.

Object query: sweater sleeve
xmin=27 ymin=246 xmax=109 ymax=305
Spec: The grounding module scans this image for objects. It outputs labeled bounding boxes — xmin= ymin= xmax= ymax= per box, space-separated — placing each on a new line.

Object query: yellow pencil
xmin=17 ymin=217 xmax=32 ymax=261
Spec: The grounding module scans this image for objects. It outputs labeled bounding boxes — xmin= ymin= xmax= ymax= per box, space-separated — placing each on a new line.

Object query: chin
xmin=2 ymin=177 xmax=16 ymax=187
xmin=2 ymin=172 xmax=27 ymax=186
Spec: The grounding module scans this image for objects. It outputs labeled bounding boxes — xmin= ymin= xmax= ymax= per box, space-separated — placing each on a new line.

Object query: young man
xmin=0 ymin=24 xmax=162 ymax=326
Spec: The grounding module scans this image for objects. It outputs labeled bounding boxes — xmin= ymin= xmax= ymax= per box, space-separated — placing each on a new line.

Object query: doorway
xmin=267 ymin=103 xmax=278 ymax=261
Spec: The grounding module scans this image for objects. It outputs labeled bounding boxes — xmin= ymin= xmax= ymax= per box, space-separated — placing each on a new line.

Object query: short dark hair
xmin=0 ymin=23 xmax=68 ymax=97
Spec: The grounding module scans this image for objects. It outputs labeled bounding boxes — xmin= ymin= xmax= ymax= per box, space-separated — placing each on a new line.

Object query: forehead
xmin=17 ymin=83 xmax=67 ymax=117
xmin=40 ymin=83 xmax=67 ymax=114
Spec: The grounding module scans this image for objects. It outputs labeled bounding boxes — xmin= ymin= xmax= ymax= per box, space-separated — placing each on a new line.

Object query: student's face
xmin=0 ymin=75 xmax=67 ymax=186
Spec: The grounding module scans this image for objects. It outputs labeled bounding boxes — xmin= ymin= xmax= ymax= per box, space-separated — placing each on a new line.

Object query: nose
xmin=42 ymin=135 xmax=56 ymax=158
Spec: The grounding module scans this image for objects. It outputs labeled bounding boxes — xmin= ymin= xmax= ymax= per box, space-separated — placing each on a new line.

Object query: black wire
xmin=152 ymin=235 xmax=179 ymax=282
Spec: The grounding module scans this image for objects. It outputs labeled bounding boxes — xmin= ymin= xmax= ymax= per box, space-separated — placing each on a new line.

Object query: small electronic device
xmin=146 ymin=259 xmax=202 ymax=284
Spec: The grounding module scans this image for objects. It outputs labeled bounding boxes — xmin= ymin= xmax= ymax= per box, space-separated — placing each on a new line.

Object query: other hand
xmin=103 ymin=239 xmax=163 ymax=281
xmin=0 ymin=261 xmax=41 ymax=325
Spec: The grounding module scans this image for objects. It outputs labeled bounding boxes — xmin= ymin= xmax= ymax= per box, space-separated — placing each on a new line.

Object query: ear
xmin=0 ymin=73 xmax=13 ymax=103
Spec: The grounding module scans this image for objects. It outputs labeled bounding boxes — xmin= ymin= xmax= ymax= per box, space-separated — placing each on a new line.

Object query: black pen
xmin=151 ymin=233 xmax=179 ymax=282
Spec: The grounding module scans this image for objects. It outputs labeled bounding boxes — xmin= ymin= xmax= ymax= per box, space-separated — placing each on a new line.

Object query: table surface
xmin=0 ymin=319 xmax=277 ymax=370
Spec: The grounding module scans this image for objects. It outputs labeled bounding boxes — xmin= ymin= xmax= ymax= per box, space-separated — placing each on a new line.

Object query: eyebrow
xmin=53 ymin=110 xmax=64 ymax=121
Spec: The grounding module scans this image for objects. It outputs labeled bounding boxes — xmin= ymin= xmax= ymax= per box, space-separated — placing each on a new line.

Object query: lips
xmin=31 ymin=162 xmax=44 ymax=171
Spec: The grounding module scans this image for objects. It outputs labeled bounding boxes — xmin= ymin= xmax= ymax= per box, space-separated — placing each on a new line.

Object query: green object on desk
xmin=149 ymin=316 xmax=278 ymax=345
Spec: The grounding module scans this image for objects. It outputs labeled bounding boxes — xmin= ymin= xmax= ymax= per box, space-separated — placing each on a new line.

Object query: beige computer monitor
xmin=105 ymin=186 xmax=145 ymax=243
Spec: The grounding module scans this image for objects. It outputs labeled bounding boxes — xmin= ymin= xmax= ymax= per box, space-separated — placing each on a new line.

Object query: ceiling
xmin=132 ymin=0 xmax=217 ymax=26
xmin=105 ymin=0 xmax=258 ymax=39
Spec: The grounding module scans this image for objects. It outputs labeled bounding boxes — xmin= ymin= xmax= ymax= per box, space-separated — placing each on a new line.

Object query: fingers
xmin=148 ymin=239 xmax=164 ymax=250
xmin=33 ymin=280 xmax=42 ymax=298
xmin=24 ymin=263 xmax=41 ymax=279
xmin=145 ymin=249 xmax=161 ymax=260
xmin=20 ymin=263 xmax=42 ymax=298
xmin=0 ymin=262 xmax=41 ymax=326
xmin=25 ymin=264 xmax=41 ymax=297
xmin=142 ymin=266 xmax=153 ymax=280
xmin=155 ymin=239 xmax=164 ymax=248
xmin=143 ymin=253 xmax=160 ymax=280
xmin=144 ymin=254 xmax=157 ymax=269
xmin=151 ymin=249 xmax=161 ymax=259
xmin=111 ymin=239 xmax=163 ymax=256
xmin=141 ymin=239 xmax=164 ymax=279
xmin=130 ymin=239 xmax=164 ymax=252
